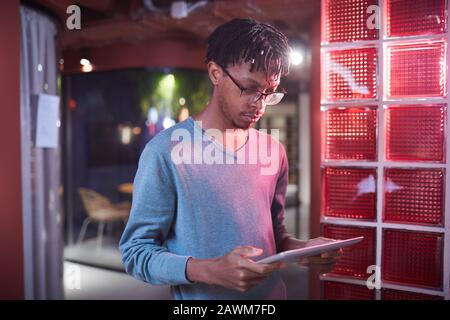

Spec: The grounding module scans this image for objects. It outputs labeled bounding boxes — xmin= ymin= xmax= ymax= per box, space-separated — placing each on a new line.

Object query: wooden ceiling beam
xmin=73 ymin=0 xmax=117 ymax=13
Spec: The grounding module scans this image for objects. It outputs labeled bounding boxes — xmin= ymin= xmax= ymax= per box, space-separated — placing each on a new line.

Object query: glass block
xmin=322 ymin=224 xmax=376 ymax=279
xmin=382 ymin=289 xmax=443 ymax=300
xmin=384 ymin=168 xmax=445 ymax=226
xmin=382 ymin=229 xmax=444 ymax=289
xmin=323 ymin=47 xmax=378 ymax=101
xmin=323 ymin=281 xmax=374 ymax=300
xmin=386 ymin=0 xmax=447 ymax=37
xmin=323 ymin=107 xmax=377 ymax=161
xmin=322 ymin=167 xmax=377 ymax=220
xmin=385 ymin=105 xmax=446 ymax=162
xmin=322 ymin=0 xmax=379 ymax=43
xmin=386 ymin=40 xmax=447 ymax=99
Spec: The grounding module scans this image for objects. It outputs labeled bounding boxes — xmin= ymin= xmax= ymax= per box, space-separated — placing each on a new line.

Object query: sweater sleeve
xmin=119 ymin=142 xmax=192 ymax=286
xmin=271 ymin=144 xmax=291 ymax=251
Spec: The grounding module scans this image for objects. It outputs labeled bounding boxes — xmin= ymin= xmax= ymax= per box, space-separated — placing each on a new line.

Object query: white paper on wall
xmin=36 ymin=93 xmax=60 ymax=148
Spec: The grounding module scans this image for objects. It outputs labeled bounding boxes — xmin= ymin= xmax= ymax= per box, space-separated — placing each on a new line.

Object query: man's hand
xmin=186 ymin=246 xmax=285 ymax=292
xmin=279 ymin=236 xmax=343 ymax=274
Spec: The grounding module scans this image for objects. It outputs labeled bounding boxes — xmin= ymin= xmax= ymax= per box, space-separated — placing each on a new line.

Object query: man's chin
xmin=233 ymin=119 xmax=254 ymax=130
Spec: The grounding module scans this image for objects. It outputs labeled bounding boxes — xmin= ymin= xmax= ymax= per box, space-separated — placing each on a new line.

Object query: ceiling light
xmin=290 ymin=50 xmax=304 ymax=66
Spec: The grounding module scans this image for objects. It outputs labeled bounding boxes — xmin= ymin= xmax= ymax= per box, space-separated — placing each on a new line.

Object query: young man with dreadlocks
xmin=120 ymin=19 xmax=341 ymax=300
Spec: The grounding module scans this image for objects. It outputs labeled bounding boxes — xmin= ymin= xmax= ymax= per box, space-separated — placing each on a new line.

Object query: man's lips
xmin=242 ymin=112 xmax=262 ymax=120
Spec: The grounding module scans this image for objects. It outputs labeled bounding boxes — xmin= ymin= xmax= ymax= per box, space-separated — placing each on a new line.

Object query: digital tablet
xmin=256 ymin=236 xmax=364 ymax=264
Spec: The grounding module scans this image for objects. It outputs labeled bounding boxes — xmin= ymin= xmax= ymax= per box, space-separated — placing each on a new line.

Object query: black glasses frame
xmin=217 ymin=63 xmax=287 ymax=103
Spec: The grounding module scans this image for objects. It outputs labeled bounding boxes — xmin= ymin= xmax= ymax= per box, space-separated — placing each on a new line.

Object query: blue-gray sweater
xmin=119 ymin=117 xmax=290 ymax=299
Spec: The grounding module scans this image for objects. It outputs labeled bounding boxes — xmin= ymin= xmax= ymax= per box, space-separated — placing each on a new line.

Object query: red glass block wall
xmin=385 ymin=105 xmax=446 ymax=162
xmin=382 ymin=289 xmax=443 ymax=300
xmin=323 ymin=47 xmax=378 ymax=101
xmin=382 ymin=229 xmax=444 ymax=289
xmin=384 ymin=168 xmax=445 ymax=226
xmin=322 ymin=167 xmax=377 ymax=220
xmin=323 ymin=107 xmax=377 ymax=160
xmin=321 ymin=0 xmax=448 ymax=300
xmin=386 ymin=40 xmax=447 ymax=99
xmin=322 ymin=224 xmax=376 ymax=278
xmin=386 ymin=0 xmax=447 ymax=37
xmin=323 ymin=281 xmax=374 ymax=300
xmin=322 ymin=0 xmax=379 ymax=43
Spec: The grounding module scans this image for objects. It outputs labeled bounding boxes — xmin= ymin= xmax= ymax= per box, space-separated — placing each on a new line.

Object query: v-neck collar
xmin=189 ymin=117 xmax=250 ymax=158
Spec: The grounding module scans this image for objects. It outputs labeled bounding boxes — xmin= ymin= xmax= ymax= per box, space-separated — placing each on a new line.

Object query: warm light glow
xmin=132 ymin=127 xmax=142 ymax=135
xmin=178 ymin=106 xmax=189 ymax=122
xmin=290 ymin=50 xmax=303 ymax=65
xmin=80 ymin=58 xmax=91 ymax=66
xmin=179 ymin=97 xmax=186 ymax=105
xmin=82 ymin=64 xmax=93 ymax=73
xmin=121 ymin=126 xmax=132 ymax=144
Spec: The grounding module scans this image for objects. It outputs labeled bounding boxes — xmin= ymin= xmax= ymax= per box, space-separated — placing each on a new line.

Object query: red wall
xmin=62 ymin=39 xmax=206 ymax=74
xmin=0 ymin=0 xmax=24 ymax=299
xmin=310 ymin=16 xmax=322 ymax=242
xmin=309 ymin=14 xmax=322 ymax=300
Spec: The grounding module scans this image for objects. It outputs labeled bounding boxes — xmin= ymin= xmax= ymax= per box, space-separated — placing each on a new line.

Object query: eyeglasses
xmin=218 ymin=63 xmax=287 ymax=106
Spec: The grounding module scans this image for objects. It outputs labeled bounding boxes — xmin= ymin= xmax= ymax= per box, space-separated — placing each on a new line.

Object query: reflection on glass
xmin=322 ymin=167 xmax=377 ymax=220
xmin=383 ymin=168 xmax=444 ymax=226
xmin=322 ymin=47 xmax=378 ymax=102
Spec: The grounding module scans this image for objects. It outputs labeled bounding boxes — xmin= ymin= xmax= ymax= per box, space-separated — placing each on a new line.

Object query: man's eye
xmin=243 ymin=88 xmax=260 ymax=95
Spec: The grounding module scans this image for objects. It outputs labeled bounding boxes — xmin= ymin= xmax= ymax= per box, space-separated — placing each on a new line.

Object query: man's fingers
xmin=236 ymin=269 xmax=269 ymax=282
xmin=240 ymin=259 xmax=285 ymax=275
xmin=233 ymin=246 xmax=263 ymax=258
xmin=321 ymin=250 xmax=341 ymax=259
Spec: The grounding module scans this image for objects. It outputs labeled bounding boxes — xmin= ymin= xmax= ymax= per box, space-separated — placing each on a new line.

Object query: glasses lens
xmin=265 ymin=93 xmax=284 ymax=106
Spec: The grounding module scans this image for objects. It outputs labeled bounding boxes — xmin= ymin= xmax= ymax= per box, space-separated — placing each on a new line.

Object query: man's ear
xmin=207 ymin=61 xmax=222 ymax=86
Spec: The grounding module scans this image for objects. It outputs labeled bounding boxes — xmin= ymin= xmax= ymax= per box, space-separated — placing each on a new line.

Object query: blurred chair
xmin=77 ymin=187 xmax=131 ymax=249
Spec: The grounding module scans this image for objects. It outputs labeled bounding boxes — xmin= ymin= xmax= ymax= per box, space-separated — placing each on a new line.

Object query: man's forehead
xmin=244 ymin=74 xmax=280 ymax=88
xmin=251 ymin=70 xmax=280 ymax=88
xmin=231 ymin=62 xmax=281 ymax=87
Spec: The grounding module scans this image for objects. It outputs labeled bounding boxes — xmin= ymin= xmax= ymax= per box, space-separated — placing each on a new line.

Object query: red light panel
xmin=322 ymin=0 xmax=379 ymax=43
xmin=322 ymin=224 xmax=376 ymax=278
xmin=384 ymin=168 xmax=445 ymax=226
xmin=323 ymin=167 xmax=377 ymax=220
xmin=386 ymin=0 xmax=447 ymax=37
xmin=382 ymin=229 xmax=444 ymax=289
xmin=385 ymin=105 xmax=446 ymax=162
xmin=382 ymin=289 xmax=443 ymax=300
xmin=323 ymin=281 xmax=374 ymax=300
xmin=323 ymin=107 xmax=377 ymax=161
xmin=386 ymin=40 xmax=447 ymax=98
xmin=323 ymin=48 xmax=378 ymax=101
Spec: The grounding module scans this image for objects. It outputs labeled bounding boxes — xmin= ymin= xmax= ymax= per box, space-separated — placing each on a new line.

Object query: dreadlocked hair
xmin=205 ymin=18 xmax=291 ymax=79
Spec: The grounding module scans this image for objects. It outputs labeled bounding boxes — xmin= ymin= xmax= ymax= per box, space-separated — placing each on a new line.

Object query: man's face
xmin=216 ymin=62 xmax=281 ymax=129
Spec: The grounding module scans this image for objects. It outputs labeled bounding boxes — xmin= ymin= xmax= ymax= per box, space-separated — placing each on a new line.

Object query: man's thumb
xmin=234 ymin=246 xmax=263 ymax=257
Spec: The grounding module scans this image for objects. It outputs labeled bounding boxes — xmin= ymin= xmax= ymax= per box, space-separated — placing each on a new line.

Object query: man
xmin=120 ymin=18 xmax=340 ymax=300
